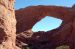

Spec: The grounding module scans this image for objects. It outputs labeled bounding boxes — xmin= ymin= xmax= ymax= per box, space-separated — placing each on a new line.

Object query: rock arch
xmin=15 ymin=5 xmax=74 ymax=33
xmin=16 ymin=5 xmax=75 ymax=49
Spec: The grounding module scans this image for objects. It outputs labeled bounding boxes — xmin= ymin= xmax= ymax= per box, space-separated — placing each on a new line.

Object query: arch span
xmin=16 ymin=5 xmax=75 ymax=49
xmin=15 ymin=5 xmax=73 ymax=33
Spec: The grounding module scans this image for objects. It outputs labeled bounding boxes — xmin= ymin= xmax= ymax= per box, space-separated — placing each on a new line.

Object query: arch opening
xmin=32 ymin=16 xmax=63 ymax=32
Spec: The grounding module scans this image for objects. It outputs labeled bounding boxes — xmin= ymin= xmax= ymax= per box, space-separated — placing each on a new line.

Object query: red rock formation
xmin=15 ymin=5 xmax=73 ymax=33
xmin=0 ymin=0 xmax=19 ymax=49
xmin=15 ymin=5 xmax=75 ymax=49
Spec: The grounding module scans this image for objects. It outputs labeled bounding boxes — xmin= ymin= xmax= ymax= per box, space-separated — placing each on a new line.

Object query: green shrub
xmin=22 ymin=46 xmax=30 ymax=49
xmin=56 ymin=45 xmax=70 ymax=49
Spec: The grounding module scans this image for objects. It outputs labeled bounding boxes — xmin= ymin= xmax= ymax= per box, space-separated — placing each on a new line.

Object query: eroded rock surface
xmin=15 ymin=5 xmax=75 ymax=49
xmin=0 ymin=0 xmax=19 ymax=49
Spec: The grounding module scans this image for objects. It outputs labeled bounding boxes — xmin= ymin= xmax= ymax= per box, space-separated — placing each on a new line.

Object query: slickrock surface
xmin=16 ymin=5 xmax=75 ymax=49
xmin=0 ymin=0 xmax=19 ymax=49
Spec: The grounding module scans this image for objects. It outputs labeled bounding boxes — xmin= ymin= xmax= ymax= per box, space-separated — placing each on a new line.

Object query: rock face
xmin=0 ymin=0 xmax=19 ymax=49
xmin=15 ymin=5 xmax=75 ymax=49
xmin=15 ymin=6 xmax=71 ymax=33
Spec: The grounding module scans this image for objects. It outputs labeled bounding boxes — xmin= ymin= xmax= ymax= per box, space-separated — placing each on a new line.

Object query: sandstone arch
xmin=15 ymin=5 xmax=74 ymax=33
xmin=16 ymin=5 xmax=75 ymax=49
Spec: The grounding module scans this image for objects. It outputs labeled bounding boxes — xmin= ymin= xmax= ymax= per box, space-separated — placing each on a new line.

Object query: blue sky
xmin=15 ymin=0 xmax=75 ymax=32
xmin=15 ymin=0 xmax=75 ymax=10
xmin=32 ymin=16 xmax=62 ymax=32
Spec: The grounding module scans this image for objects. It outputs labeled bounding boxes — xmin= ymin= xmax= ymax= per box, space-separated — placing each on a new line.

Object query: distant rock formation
xmin=15 ymin=5 xmax=75 ymax=49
